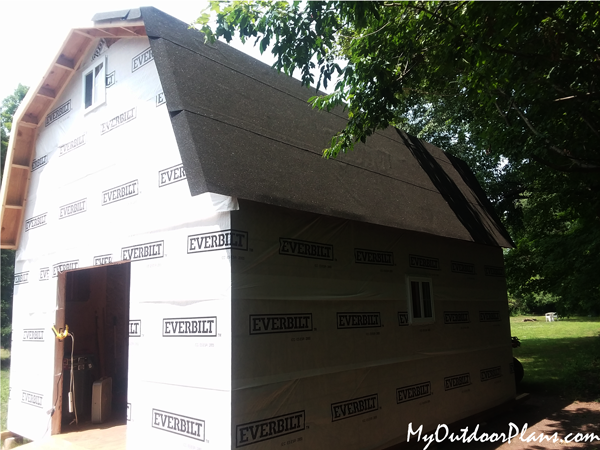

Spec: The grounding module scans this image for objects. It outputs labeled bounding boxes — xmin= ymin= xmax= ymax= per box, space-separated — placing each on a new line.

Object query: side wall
xmin=9 ymin=36 xmax=233 ymax=448
xmin=231 ymin=200 xmax=514 ymax=450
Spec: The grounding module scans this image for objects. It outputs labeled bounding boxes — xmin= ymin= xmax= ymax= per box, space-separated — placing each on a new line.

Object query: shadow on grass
xmin=514 ymin=335 xmax=600 ymax=402
xmin=1 ymin=356 xmax=10 ymax=371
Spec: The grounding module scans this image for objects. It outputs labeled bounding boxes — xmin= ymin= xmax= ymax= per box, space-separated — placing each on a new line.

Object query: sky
xmin=0 ymin=1 xmax=276 ymax=102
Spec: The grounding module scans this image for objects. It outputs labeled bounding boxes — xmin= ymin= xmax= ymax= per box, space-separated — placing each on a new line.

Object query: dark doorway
xmin=53 ymin=263 xmax=130 ymax=433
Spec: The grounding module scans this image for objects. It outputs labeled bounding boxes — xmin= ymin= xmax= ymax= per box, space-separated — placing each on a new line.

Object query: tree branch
xmin=529 ymin=153 xmax=600 ymax=173
xmin=338 ymin=21 xmax=391 ymax=40
xmin=505 ymin=100 xmax=598 ymax=168
xmin=494 ymin=100 xmax=512 ymax=127
xmin=579 ymin=113 xmax=600 ymax=139
xmin=402 ymin=3 xmax=464 ymax=30
xmin=494 ymin=88 xmax=600 ymax=172
xmin=553 ymin=91 xmax=597 ymax=102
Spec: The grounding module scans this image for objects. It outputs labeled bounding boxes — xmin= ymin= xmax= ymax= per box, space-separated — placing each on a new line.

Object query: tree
xmin=1 ymin=84 xmax=28 ymax=178
xmin=198 ymin=1 xmax=600 ymax=314
xmin=1 ymin=84 xmax=28 ymax=348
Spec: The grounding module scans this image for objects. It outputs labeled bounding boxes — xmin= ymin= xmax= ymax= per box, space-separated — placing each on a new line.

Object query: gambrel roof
xmin=0 ymin=7 xmax=513 ymax=249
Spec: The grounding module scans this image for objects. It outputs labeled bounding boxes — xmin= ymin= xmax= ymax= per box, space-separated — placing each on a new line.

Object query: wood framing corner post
xmin=51 ymin=272 xmax=67 ymax=435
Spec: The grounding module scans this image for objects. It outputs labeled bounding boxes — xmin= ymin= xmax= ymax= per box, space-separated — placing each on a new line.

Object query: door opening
xmin=52 ymin=263 xmax=130 ymax=434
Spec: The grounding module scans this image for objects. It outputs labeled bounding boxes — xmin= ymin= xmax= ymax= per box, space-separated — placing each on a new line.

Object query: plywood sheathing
xmin=0 ymin=23 xmax=147 ymax=249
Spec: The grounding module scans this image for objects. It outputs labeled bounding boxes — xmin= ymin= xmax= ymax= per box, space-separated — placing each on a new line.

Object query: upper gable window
xmin=82 ymin=57 xmax=106 ymax=113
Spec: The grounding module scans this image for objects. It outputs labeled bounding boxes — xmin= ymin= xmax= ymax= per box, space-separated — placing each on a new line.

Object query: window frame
xmin=406 ymin=276 xmax=435 ymax=324
xmin=82 ymin=56 xmax=106 ymax=114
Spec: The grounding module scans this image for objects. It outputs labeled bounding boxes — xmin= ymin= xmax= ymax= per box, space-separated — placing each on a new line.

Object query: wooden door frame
xmin=51 ymin=261 xmax=131 ymax=435
xmin=51 ymin=272 xmax=66 ymax=435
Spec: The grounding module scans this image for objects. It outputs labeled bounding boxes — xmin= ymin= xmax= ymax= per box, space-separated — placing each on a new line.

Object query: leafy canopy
xmin=198 ymin=2 xmax=600 ymax=314
xmin=1 ymin=84 xmax=28 ymax=180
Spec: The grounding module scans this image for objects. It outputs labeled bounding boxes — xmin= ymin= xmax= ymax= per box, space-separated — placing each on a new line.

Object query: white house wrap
xmin=0 ymin=7 xmax=515 ymax=450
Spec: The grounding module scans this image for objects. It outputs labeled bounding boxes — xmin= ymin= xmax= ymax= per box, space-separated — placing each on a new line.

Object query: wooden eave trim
xmin=0 ymin=21 xmax=148 ymax=249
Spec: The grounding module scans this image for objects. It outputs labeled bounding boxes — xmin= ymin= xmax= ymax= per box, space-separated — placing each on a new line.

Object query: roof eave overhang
xmin=0 ymin=21 xmax=147 ymax=249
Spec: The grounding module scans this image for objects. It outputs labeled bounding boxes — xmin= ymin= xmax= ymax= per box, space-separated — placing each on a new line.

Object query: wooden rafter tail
xmin=37 ymin=87 xmax=57 ymax=100
xmin=55 ymin=55 xmax=76 ymax=71
xmin=19 ymin=119 xmax=38 ymax=128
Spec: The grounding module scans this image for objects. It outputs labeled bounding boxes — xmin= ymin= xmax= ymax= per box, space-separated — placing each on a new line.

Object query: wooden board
xmin=51 ymin=273 xmax=67 ymax=435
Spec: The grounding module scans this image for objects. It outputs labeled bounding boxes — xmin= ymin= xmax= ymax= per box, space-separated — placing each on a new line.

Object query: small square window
xmin=407 ymin=277 xmax=434 ymax=324
xmin=82 ymin=57 xmax=106 ymax=113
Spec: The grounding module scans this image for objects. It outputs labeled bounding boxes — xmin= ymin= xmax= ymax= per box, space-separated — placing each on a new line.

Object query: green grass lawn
xmin=511 ymin=316 xmax=600 ymax=402
xmin=1 ymin=348 xmax=10 ymax=431
xmin=0 ymin=348 xmax=31 ymax=447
